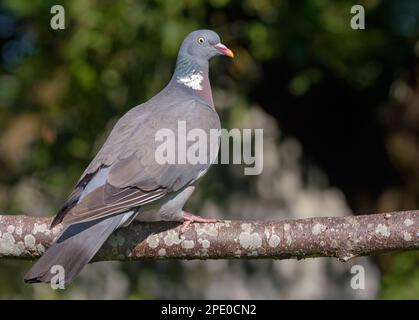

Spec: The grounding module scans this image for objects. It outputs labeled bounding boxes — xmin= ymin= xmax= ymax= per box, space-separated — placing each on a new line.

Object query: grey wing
xmin=51 ymin=105 xmax=151 ymax=227
xmin=56 ymin=100 xmax=220 ymax=226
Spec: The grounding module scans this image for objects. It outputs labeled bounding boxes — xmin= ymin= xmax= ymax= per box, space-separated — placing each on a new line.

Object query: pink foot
xmin=180 ymin=212 xmax=218 ymax=234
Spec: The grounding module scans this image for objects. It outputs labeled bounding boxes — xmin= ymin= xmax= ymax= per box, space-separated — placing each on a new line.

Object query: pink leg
xmin=180 ymin=212 xmax=218 ymax=234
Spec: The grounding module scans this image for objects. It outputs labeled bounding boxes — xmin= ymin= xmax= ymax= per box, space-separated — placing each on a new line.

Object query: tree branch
xmin=0 ymin=211 xmax=418 ymax=262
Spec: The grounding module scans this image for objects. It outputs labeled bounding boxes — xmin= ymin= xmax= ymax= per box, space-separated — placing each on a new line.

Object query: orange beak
xmin=214 ymin=43 xmax=234 ymax=58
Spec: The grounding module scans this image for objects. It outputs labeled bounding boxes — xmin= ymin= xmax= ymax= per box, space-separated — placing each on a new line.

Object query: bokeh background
xmin=0 ymin=0 xmax=418 ymax=299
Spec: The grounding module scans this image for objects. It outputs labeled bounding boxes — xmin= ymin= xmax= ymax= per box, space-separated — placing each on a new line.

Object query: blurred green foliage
xmin=380 ymin=252 xmax=419 ymax=299
xmin=0 ymin=0 xmax=418 ymax=298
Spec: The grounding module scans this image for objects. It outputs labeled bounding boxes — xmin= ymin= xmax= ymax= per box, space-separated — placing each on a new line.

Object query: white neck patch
xmin=177 ymin=71 xmax=204 ymax=90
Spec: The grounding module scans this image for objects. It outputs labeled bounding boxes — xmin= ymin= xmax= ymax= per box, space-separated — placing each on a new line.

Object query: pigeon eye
xmin=197 ymin=37 xmax=205 ymax=44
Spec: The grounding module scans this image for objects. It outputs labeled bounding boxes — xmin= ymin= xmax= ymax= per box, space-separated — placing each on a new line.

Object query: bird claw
xmin=179 ymin=212 xmax=219 ymax=234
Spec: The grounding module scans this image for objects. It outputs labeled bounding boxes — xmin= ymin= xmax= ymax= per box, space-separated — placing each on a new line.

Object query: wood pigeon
xmin=24 ymin=29 xmax=234 ymax=284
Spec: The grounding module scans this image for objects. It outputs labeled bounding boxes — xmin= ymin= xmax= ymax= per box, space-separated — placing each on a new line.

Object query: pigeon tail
xmin=24 ymin=213 xmax=127 ymax=284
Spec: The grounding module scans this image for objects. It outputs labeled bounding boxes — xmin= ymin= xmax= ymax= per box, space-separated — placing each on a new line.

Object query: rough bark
xmin=0 ymin=211 xmax=417 ymax=262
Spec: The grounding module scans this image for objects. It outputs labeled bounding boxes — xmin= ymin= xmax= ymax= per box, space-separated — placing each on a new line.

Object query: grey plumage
xmin=24 ymin=29 xmax=233 ymax=284
xmin=24 ymin=213 xmax=130 ymax=283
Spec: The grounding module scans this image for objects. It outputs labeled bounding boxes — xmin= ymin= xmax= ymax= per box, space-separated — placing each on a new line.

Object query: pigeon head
xmin=178 ymin=29 xmax=234 ymax=62
xmin=173 ymin=29 xmax=233 ymax=97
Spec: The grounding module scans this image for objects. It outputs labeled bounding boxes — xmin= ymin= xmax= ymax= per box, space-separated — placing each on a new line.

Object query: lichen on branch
xmin=0 ymin=211 xmax=418 ymax=262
